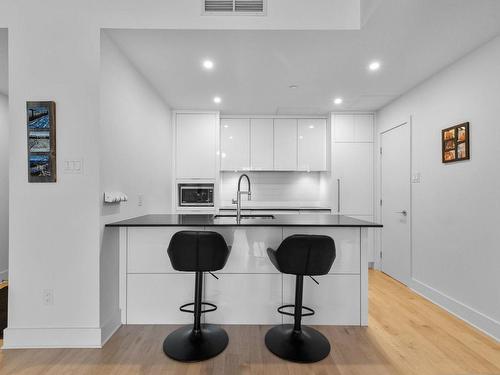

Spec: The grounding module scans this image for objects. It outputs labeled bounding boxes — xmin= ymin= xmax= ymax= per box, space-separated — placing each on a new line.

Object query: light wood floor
xmin=0 ymin=270 xmax=499 ymax=375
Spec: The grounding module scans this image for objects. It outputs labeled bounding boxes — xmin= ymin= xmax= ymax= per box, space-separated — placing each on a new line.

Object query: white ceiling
xmin=107 ymin=0 xmax=500 ymax=115
xmin=0 ymin=29 xmax=7 ymax=96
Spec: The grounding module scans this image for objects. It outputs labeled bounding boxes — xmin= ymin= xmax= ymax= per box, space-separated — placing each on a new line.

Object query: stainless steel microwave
xmin=178 ymin=183 xmax=214 ymax=207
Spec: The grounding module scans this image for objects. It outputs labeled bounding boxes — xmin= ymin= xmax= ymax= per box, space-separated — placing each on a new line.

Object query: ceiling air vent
xmin=204 ymin=0 xmax=266 ymax=14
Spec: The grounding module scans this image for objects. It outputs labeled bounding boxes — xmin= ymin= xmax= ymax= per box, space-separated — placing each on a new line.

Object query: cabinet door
xmin=274 ymin=119 xmax=297 ymax=171
xmin=354 ymin=114 xmax=374 ymax=142
xmin=205 ymin=274 xmax=282 ymax=325
xmin=128 ymin=227 xmax=201 ymax=273
xmin=333 ymin=114 xmax=354 ymax=142
xmin=283 ymin=227 xmax=360 ymax=274
xmin=250 ymin=119 xmax=274 ymax=170
xmin=176 ymin=113 xmax=217 ymax=179
xmin=333 ymin=143 xmax=373 ymax=215
xmin=283 ymin=274 xmax=360 ymax=325
xmin=220 ymin=119 xmax=250 ymax=171
xmin=298 ymin=119 xmax=327 ymax=171
xmin=127 ymin=274 xmax=195 ymax=324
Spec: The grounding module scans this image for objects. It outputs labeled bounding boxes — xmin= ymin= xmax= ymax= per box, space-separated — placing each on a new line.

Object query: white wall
xmin=100 ymin=32 xmax=172 ymax=222
xmin=0 ymin=0 xmax=356 ymax=348
xmin=99 ymin=32 xmax=172 ymax=340
xmin=377 ymin=35 xmax=500 ymax=341
xmin=220 ymin=171 xmax=331 ymax=207
xmin=0 ymin=94 xmax=8 ymax=281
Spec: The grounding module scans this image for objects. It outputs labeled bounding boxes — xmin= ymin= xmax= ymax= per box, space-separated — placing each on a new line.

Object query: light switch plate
xmin=411 ymin=172 xmax=421 ymax=183
xmin=63 ymin=159 xmax=84 ymax=174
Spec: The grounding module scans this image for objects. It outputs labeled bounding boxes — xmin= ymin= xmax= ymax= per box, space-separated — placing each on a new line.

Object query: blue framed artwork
xmin=27 ymin=101 xmax=56 ymax=182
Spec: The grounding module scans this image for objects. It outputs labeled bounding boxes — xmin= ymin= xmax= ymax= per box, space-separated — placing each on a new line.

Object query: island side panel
xmin=119 ymin=227 xmax=127 ymax=324
xmin=360 ymin=227 xmax=369 ymax=325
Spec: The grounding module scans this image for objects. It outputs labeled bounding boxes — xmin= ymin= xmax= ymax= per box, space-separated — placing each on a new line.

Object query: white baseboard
xmin=2 ymin=311 xmax=123 ymax=349
xmin=0 ymin=268 xmax=7 ymax=281
xmin=101 ymin=310 xmax=122 ymax=346
xmin=2 ymin=327 xmax=102 ymax=349
xmin=411 ymin=279 xmax=500 ymax=343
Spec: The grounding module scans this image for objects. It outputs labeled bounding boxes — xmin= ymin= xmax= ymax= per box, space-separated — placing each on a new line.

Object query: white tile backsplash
xmin=220 ymin=171 xmax=332 ymax=207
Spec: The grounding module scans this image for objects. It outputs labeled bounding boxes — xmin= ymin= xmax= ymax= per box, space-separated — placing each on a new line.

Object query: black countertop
xmin=105 ymin=214 xmax=382 ymax=228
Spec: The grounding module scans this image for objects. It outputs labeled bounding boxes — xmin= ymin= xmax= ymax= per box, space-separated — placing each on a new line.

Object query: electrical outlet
xmin=138 ymin=194 xmax=143 ymax=207
xmin=43 ymin=289 xmax=54 ymax=306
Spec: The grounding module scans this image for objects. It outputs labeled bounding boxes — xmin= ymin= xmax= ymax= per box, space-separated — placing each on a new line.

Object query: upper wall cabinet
xmin=298 ymin=119 xmax=327 ymax=171
xmin=274 ymin=119 xmax=298 ymax=171
xmin=219 ymin=117 xmax=328 ymax=172
xmin=333 ymin=114 xmax=374 ymax=142
xmin=220 ymin=119 xmax=250 ymax=171
xmin=250 ymin=119 xmax=274 ymax=170
xmin=176 ymin=112 xmax=218 ymax=179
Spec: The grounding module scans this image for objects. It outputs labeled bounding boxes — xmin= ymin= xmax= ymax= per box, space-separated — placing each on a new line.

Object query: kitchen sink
xmin=214 ymin=214 xmax=275 ymax=219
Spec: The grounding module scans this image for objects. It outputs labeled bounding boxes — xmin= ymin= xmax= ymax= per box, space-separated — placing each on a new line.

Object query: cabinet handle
xmin=337 ymin=178 xmax=341 ymax=213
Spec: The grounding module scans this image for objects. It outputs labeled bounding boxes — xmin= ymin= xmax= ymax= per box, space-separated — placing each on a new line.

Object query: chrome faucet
xmin=232 ymin=174 xmax=252 ymax=222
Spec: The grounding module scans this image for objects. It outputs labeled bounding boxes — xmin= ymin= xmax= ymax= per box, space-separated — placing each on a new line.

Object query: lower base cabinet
xmin=127 ymin=273 xmax=195 ymax=324
xmin=282 ymin=274 xmax=361 ymax=325
xmin=205 ymin=273 xmax=282 ymax=325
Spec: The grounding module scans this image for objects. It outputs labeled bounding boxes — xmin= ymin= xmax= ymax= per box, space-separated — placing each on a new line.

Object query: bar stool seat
xmin=163 ymin=231 xmax=230 ymax=362
xmin=265 ymin=234 xmax=336 ymax=363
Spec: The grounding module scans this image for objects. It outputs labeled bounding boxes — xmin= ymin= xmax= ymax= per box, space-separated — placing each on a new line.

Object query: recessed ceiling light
xmin=213 ymin=96 xmax=221 ymax=104
xmin=368 ymin=61 xmax=381 ymax=71
xmin=334 ymin=97 xmax=343 ymax=105
xmin=203 ymin=60 xmax=214 ymax=70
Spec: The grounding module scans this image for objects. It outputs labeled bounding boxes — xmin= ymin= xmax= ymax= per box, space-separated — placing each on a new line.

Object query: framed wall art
xmin=27 ymin=101 xmax=56 ymax=182
xmin=442 ymin=122 xmax=469 ymax=163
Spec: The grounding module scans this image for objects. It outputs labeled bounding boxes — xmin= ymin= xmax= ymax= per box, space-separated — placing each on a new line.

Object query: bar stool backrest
xmin=274 ymin=234 xmax=336 ymax=276
xmin=167 ymin=231 xmax=230 ymax=272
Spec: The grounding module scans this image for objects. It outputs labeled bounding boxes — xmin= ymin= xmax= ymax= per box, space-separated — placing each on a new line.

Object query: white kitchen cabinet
xmin=205 ymin=274 xmax=282 ymax=325
xmin=333 ymin=114 xmax=354 ymax=142
xmin=349 ymin=215 xmax=375 ymax=263
xmin=127 ymin=227 xmax=201 ymax=274
xmin=283 ymin=227 xmax=361 ymax=275
xmin=127 ymin=273 xmax=195 ymax=324
xmin=283 ymin=274 xmax=361 ymax=325
xmin=250 ymin=119 xmax=274 ymax=170
xmin=298 ymin=119 xmax=327 ymax=171
xmin=333 ymin=142 xmax=373 ymax=215
xmin=354 ymin=114 xmax=374 ymax=142
xmin=220 ymin=118 xmax=250 ymax=171
xmin=333 ymin=114 xmax=374 ymax=142
xmin=175 ymin=112 xmax=218 ymax=179
xmin=210 ymin=227 xmax=282 ymax=273
xmin=274 ymin=119 xmax=297 ymax=171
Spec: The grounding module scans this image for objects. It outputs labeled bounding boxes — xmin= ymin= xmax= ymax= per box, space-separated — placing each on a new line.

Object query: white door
xmin=380 ymin=122 xmax=411 ymax=285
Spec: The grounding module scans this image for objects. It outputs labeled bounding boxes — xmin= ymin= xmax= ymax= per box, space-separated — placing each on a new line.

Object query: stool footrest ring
xmin=179 ymin=302 xmax=217 ymax=314
xmin=277 ymin=304 xmax=315 ymax=317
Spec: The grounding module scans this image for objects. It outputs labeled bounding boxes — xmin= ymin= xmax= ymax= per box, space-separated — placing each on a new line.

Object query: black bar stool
xmin=163 ymin=231 xmax=230 ymax=362
xmin=265 ymin=234 xmax=336 ymax=363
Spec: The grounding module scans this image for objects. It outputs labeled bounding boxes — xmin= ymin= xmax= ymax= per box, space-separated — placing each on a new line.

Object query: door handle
xmin=395 ymin=210 xmax=408 ymax=216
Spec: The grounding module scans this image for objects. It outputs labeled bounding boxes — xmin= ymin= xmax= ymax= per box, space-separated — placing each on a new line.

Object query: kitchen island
xmin=106 ymin=214 xmax=382 ymax=326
